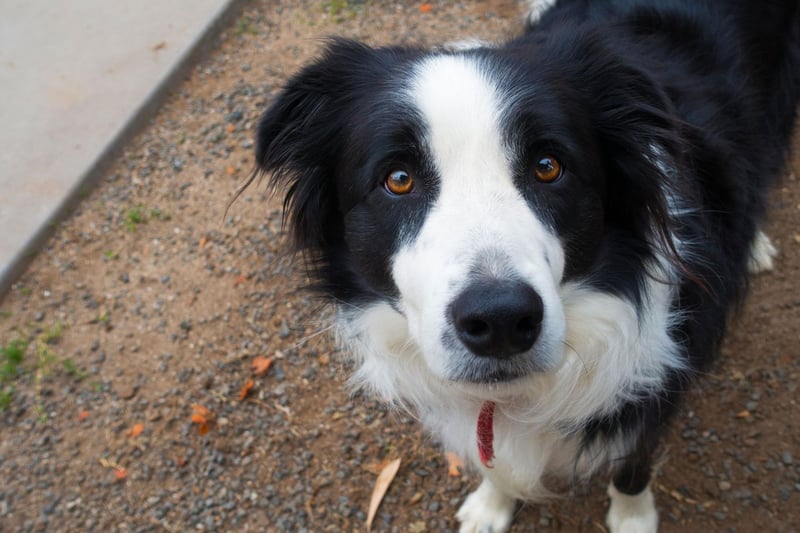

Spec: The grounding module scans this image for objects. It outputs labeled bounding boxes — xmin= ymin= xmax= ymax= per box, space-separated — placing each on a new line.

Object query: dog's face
xmin=255 ymin=39 xmax=678 ymax=388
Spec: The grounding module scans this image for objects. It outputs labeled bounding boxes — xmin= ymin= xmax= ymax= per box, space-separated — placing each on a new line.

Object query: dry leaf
xmin=198 ymin=235 xmax=208 ymax=248
xmin=127 ymin=423 xmax=144 ymax=438
xmin=445 ymin=451 xmax=464 ymax=477
xmin=252 ymin=356 xmax=273 ymax=376
xmin=366 ymin=458 xmax=400 ymax=531
xmin=363 ymin=458 xmax=394 ymax=475
xmin=226 ymin=123 xmax=235 ymax=133
xmin=239 ymin=378 xmax=255 ymax=401
xmin=191 ymin=404 xmax=215 ymax=435
xmin=736 ymin=409 xmax=751 ymax=419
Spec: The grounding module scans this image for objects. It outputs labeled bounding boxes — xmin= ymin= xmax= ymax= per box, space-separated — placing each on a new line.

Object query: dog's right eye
xmin=384 ymin=170 xmax=415 ymax=195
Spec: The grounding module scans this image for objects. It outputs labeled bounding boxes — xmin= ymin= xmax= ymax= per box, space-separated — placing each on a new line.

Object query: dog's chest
xmin=422 ymin=403 xmax=594 ymax=498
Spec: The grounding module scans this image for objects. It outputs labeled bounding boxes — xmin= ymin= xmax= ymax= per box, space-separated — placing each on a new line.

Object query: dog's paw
xmin=456 ymin=479 xmax=516 ymax=533
xmin=606 ymin=483 xmax=658 ymax=533
xmin=748 ymin=229 xmax=778 ymax=273
xmin=526 ymin=0 xmax=558 ymax=26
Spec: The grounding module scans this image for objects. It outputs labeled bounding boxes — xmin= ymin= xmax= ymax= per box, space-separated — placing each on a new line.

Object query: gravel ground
xmin=1 ymin=1 xmax=799 ymax=532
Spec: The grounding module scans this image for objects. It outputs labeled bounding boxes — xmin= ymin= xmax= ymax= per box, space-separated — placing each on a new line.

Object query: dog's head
xmin=253 ymin=37 xmax=682 ymax=389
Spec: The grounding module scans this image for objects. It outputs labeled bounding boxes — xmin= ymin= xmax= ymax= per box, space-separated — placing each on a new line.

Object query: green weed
xmin=124 ymin=206 xmax=146 ymax=231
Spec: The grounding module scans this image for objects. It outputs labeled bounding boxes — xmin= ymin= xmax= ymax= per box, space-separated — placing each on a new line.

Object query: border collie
xmin=247 ymin=0 xmax=800 ymax=530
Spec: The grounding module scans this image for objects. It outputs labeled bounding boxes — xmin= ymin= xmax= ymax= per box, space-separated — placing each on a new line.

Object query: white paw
xmin=456 ymin=479 xmax=516 ymax=533
xmin=748 ymin=229 xmax=777 ymax=273
xmin=606 ymin=483 xmax=658 ymax=533
xmin=526 ymin=0 xmax=558 ymax=26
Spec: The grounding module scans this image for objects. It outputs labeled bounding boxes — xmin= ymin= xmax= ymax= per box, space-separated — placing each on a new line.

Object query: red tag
xmin=477 ymin=401 xmax=496 ymax=468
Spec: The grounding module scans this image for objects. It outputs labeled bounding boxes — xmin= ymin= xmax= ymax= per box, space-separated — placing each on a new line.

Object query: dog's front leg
xmin=606 ymin=483 xmax=658 ymax=533
xmin=606 ymin=451 xmax=658 ymax=533
xmin=456 ymin=478 xmax=517 ymax=533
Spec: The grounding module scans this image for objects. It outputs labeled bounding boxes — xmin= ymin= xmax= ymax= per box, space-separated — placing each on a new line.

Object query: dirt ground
xmin=1 ymin=1 xmax=798 ymax=532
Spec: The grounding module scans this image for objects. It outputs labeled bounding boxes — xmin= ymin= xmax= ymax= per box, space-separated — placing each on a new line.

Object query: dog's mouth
xmin=447 ymin=351 xmax=546 ymax=385
xmin=455 ymin=366 xmax=527 ymax=384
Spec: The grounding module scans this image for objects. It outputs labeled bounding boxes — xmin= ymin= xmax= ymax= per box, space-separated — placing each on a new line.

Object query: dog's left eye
xmin=534 ymin=156 xmax=563 ymax=183
xmin=384 ymin=170 xmax=415 ymax=195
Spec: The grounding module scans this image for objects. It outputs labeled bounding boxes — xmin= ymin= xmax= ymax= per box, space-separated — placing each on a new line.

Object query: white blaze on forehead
xmin=409 ymin=55 xmax=511 ymax=195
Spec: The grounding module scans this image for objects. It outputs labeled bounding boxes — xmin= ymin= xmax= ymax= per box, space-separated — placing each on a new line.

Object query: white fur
xmin=606 ymin=483 xmax=659 ymax=533
xmin=527 ymin=0 xmax=558 ymax=25
xmin=748 ymin=229 xmax=777 ymax=273
xmin=456 ymin=479 xmax=516 ymax=533
xmin=440 ymin=39 xmax=495 ymax=52
xmin=335 ymin=54 xmax=686 ymax=529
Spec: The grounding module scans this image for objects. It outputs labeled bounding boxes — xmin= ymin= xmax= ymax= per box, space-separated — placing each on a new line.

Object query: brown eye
xmin=534 ymin=156 xmax=562 ymax=183
xmin=384 ymin=170 xmax=414 ymax=195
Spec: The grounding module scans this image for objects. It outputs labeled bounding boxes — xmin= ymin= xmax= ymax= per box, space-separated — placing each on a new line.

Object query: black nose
xmin=449 ymin=280 xmax=544 ymax=358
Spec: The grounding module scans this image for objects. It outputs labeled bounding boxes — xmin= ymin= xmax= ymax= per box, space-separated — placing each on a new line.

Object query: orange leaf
xmin=198 ymin=235 xmax=208 ymax=248
xmin=366 ymin=458 xmax=401 ymax=531
xmin=233 ymin=274 xmax=247 ymax=287
xmin=77 ymin=410 xmax=90 ymax=421
xmin=239 ymin=378 xmax=255 ymax=401
xmin=128 ymin=423 xmax=145 ymax=438
xmin=362 ymin=458 xmax=394 ymax=476
xmin=444 ymin=451 xmax=464 ymax=477
xmin=226 ymin=123 xmax=235 ymax=133
xmin=192 ymin=404 xmax=212 ymax=419
xmin=252 ymin=356 xmax=273 ymax=376
xmin=191 ymin=404 xmax=215 ymax=434
xmin=226 ymin=166 xmax=236 ymax=175
xmin=114 ymin=468 xmax=128 ymax=481
xmin=419 ymin=3 xmax=433 ymax=13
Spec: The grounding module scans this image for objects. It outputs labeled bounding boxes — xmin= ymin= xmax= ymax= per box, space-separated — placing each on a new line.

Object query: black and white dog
xmin=249 ymin=0 xmax=800 ymax=530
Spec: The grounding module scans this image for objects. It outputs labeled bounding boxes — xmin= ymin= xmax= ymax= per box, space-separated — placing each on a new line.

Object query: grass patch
xmin=325 ymin=0 xmax=359 ymax=22
xmin=124 ymin=206 xmax=146 ymax=231
xmin=150 ymin=208 xmax=171 ymax=221
xmin=1 ymin=338 xmax=27 ymax=383
xmin=124 ymin=205 xmax=171 ymax=230
xmin=1 ymin=338 xmax=27 ymax=410
xmin=43 ymin=321 xmax=63 ymax=344
xmin=62 ymin=358 xmax=88 ymax=380
xmin=234 ymin=16 xmax=259 ymax=36
xmin=1 ymin=322 xmax=86 ymax=413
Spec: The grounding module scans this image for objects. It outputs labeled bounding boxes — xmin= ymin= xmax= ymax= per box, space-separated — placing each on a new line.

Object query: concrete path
xmin=0 ymin=0 xmax=239 ymax=295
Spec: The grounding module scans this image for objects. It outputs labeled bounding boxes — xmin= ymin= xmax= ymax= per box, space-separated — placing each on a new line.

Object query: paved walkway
xmin=0 ymin=0 xmax=238 ymax=295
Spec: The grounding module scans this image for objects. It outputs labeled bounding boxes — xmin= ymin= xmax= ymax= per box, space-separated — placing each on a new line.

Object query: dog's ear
xmin=583 ymin=50 xmax=686 ymax=262
xmin=253 ymin=39 xmax=377 ymax=251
